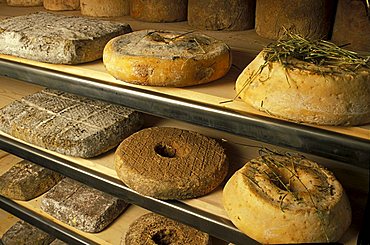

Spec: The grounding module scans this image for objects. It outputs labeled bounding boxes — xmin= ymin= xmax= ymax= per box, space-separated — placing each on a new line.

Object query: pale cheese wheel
xmin=235 ymin=51 xmax=370 ymax=126
xmin=223 ymin=153 xmax=352 ymax=244
xmin=7 ymin=0 xmax=42 ymax=6
xmin=130 ymin=0 xmax=187 ymax=23
xmin=80 ymin=0 xmax=129 ymax=17
xmin=103 ymin=30 xmax=231 ymax=87
xmin=43 ymin=0 xmax=80 ymax=11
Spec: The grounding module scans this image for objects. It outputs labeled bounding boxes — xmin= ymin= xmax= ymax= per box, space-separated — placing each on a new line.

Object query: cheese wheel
xmin=223 ymin=153 xmax=352 ymax=244
xmin=255 ymin=0 xmax=336 ymax=39
xmin=114 ymin=127 xmax=228 ymax=200
xmin=6 ymin=0 xmax=42 ymax=6
xmin=130 ymin=0 xmax=187 ymax=22
xmin=332 ymin=0 xmax=370 ymax=53
xmin=80 ymin=0 xmax=129 ymax=17
xmin=123 ymin=213 xmax=210 ymax=245
xmin=235 ymin=51 xmax=370 ymax=126
xmin=188 ymin=0 xmax=255 ymax=31
xmin=103 ymin=30 xmax=231 ymax=87
xmin=43 ymin=0 xmax=80 ymax=11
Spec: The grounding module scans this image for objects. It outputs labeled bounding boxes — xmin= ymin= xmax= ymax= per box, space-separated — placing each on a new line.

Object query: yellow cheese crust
xmin=235 ymin=51 xmax=370 ymax=126
xmin=103 ymin=30 xmax=231 ymax=87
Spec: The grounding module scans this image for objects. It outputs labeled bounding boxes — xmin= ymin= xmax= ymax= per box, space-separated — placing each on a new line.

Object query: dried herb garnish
xmin=263 ymin=31 xmax=370 ymax=74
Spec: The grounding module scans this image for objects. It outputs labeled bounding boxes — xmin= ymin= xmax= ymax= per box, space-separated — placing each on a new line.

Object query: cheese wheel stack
xmin=43 ymin=0 xmax=80 ymax=10
xmin=80 ymin=0 xmax=129 ymax=17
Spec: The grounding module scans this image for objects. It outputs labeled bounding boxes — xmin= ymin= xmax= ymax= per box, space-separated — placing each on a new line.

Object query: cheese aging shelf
xmin=0 ymin=3 xmax=369 ymax=245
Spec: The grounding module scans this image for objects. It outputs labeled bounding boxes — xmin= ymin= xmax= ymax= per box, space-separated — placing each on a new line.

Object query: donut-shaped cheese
xmin=114 ymin=127 xmax=228 ymax=199
xmin=223 ymin=153 xmax=352 ymax=244
xmin=103 ymin=30 xmax=231 ymax=87
xmin=123 ymin=213 xmax=210 ymax=245
xmin=235 ymin=51 xmax=370 ymax=126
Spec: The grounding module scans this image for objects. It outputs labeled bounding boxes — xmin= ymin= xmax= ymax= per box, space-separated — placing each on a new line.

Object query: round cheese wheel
xmin=235 ymin=51 xmax=370 ymax=126
xmin=130 ymin=0 xmax=187 ymax=22
xmin=255 ymin=0 xmax=336 ymax=39
xmin=7 ymin=0 xmax=42 ymax=6
xmin=223 ymin=153 xmax=352 ymax=244
xmin=114 ymin=127 xmax=228 ymax=200
xmin=43 ymin=0 xmax=79 ymax=11
xmin=123 ymin=213 xmax=210 ymax=245
xmin=103 ymin=30 xmax=231 ymax=87
xmin=188 ymin=0 xmax=255 ymax=31
xmin=80 ymin=0 xmax=129 ymax=17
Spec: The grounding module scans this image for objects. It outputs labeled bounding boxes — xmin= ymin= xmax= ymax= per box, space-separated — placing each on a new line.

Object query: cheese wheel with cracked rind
xmin=122 ymin=213 xmax=210 ymax=245
xmin=43 ymin=0 xmax=80 ymax=11
xmin=235 ymin=51 xmax=370 ymax=125
xmin=80 ymin=0 xmax=129 ymax=17
xmin=223 ymin=152 xmax=352 ymax=244
xmin=103 ymin=30 xmax=231 ymax=87
xmin=114 ymin=127 xmax=228 ymax=200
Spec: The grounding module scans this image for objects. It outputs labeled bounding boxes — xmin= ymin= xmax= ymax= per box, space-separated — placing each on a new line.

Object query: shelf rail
xmin=0 ymin=58 xmax=369 ymax=168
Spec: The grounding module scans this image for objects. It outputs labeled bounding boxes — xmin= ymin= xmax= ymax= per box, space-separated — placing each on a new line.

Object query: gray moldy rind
xmin=0 ymin=12 xmax=132 ymax=64
xmin=0 ymin=88 xmax=144 ymax=158
xmin=40 ymin=178 xmax=129 ymax=233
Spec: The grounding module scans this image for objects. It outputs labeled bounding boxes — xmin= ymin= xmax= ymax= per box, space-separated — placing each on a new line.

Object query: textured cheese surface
xmin=6 ymin=0 xmax=43 ymax=6
xmin=43 ymin=0 xmax=80 ymax=11
xmin=0 ymin=12 xmax=132 ymax=63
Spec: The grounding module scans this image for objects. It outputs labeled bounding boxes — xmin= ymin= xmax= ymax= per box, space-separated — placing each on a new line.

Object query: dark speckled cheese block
xmin=0 ymin=160 xmax=63 ymax=201
xmin=1 ymin=220 xmax=55 ymax=245
xmin=40 ymin=178 xmax=128 ymax=233
xmin=0 ymin=12 xmax=132 ymax=64
xmin=0 ymin=89 xmax=143 ymax=158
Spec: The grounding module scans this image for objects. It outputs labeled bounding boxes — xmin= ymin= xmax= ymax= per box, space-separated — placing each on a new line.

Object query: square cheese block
xmin=0 ymin=89 xmax=143 ymax=158
xmin=1 ymin=220 xmax=55 ymax=245
xmin=0 ymin=12 xmax=131 ymax=64
xmin=0 ymin=160 xmax=63 ymax=201
xmin=40 ymin=178 xmax=129 ymax=233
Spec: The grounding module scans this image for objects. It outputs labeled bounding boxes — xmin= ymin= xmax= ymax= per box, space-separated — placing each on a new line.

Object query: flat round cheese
xmin=7 ymin=0 xmax=42 ymax=6
xmin=130 ymin=0 xmax=187 ymax=22
xmin=80 ymin=0 xmax=129 ymax=17
xmin=103 ymin=30 xmax=231 ymax=87
xmin=43 ymin=0 xmax=80 ymax=11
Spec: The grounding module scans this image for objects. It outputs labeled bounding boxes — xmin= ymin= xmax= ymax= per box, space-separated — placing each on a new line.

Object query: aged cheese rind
xmin=80 ymin=0 xmax=129 ymax=17
xmin=41 ymin=178 xmax=128 ymax=233
xmin=6 ymin=0 xmax=43 ymax=6
xmin=103 ymin=30 xmax=231 ymax=87
xmin=0 ymin=160 xmax=63 ymax=201
xmin=1 ymin=220 xmax=55 ymax=245
xmin=43 ymin=0 xmax=80 ymax=11
xmin=0 ymin=89 xmax=144 ymax=158
xmin=0 ymin=12 xmax=132 ymax=64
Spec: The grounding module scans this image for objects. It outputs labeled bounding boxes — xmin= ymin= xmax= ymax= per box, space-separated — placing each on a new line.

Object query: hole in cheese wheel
xmin=154 ymin=143 xmax=176 ymax=158
xmin=152 ymin=228 xmax=178 ymax=245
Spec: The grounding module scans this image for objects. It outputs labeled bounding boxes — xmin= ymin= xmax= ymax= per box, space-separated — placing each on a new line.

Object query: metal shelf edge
xmin=0 ymin=59 xmax=369 ymax=168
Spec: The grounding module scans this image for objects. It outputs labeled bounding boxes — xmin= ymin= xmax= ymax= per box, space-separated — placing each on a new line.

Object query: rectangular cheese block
xmin=0 ymin=89 xmax=143 ymax=158
xmin=40 ymin=178 xmax=129 ymax=233
xmin=0 ymin=160 xmax=63 ymax=201
xmin=1 ymin=220 xmax=55 ymax=245
xmin=0 ymin=12 xmax=132 ymax=64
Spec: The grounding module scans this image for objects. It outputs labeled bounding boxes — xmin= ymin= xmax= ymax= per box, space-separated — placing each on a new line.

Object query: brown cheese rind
xmin=41 ymin=178 xmax=129 ymax=233
xmin=114 ymin=127 xmax=228 ymax=200
xmin=1 ymin=220 xmax=55 ymax=245
xmin=0 ymin=89 xmax=143 ymax=158
xmin=0 ymin=12 xmax=132 ymax=64
xmin=6 ymin=0 xmax=43 ymax=6
xmin=123 ymin=213 xmax=210 ymax=245
xmin=0 ymin=160 xmax=63 ymax=201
